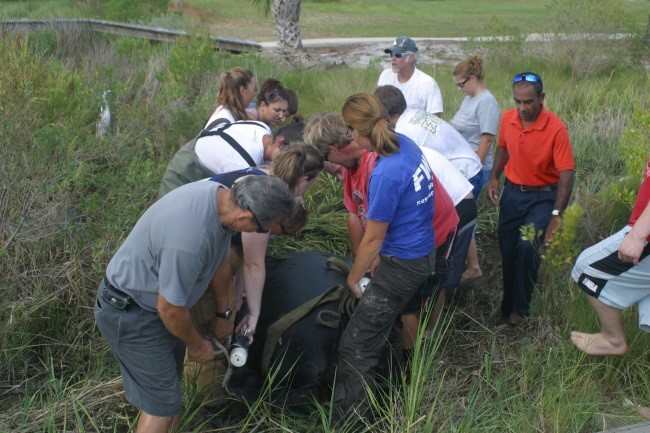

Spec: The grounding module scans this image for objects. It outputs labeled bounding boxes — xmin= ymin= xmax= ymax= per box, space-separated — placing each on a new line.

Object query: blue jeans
xmin=468 ymin=171 xmax=485 ymax=198
xmin=332 ymin=250 xmax=435 ymax=426
xmin=498 ymin=185 xmax=555 ymax=317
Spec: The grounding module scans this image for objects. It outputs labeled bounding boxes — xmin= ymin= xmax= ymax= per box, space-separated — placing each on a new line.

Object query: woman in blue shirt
xmin=331 ymin=93 xmax=437 ymax=427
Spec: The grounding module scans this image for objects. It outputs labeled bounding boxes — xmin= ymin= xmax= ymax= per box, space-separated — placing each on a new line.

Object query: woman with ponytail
xmin=204 ymin=67 xmax=257 ymax=129
xmin=332 ymin=93 xmax=436 ymax=428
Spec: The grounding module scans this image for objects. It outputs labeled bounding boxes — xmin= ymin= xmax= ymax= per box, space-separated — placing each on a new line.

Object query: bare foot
xmin=461 ymin=268 xmax=483 ymax=281
xmin=570 ymin=331 xmax=628 ymax=356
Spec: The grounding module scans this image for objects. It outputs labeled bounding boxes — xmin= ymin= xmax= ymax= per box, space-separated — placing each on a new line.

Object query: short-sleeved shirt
xmin=629 ymin=157 xmax=650 ymax=240
xmin=343 ymin=148 xmax=456 ymax=249
xmin=498 ymin=107 xmax=575 ymax=186
xmin=343 ymin=149 xmax=377 ymax=230
xmin=396 ymin=108 xmax=482 ymax=180
xmin=366 ymin=134 xmax=435 ymax=258
xmin=105 ymin=181 xmax=232 ymax=312
xmin=195 ymin=121 xmax=271 ymax=175
xmin=204 ymin=105 xmax=236 ymax=128
xmin=449 ymin=89 xmax=501 ymax=171
xmin=378 ymin=67 xmax=444 ymax=114
xmin=420 ymin=147 xmax=473 ymax=206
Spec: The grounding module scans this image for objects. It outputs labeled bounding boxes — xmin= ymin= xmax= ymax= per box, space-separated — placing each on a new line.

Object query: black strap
xmin=204 ymin=117 xmax=231 ymax=131
xmin=197 ymin=121 xmax=269 ymax=168
xmin=219 ymin=133 xmax=257 ymax=167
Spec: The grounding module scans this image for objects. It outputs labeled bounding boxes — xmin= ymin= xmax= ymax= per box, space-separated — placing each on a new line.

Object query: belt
xmin=505 ymin=178 xmax=557 ymax=192
xmin=101 ymin=277 xmax=140 ymax=311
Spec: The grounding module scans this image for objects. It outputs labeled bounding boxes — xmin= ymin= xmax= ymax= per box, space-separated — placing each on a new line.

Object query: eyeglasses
xmin=388 ymin=52 xmax=403 ymax=58
xmin=513 ymin=73 xmax=541 ymax=84
xmin=455 ymin=76 xmax=471 ymax=88
xmin=249 ymin=208 xmax=269 ymax=233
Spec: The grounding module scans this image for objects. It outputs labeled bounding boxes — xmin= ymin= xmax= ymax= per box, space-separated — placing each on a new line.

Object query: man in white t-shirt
xmin=377 ymin=36 xmax=443 ymax=116
xmin=376 ymin=85 xmax=481 ymax=293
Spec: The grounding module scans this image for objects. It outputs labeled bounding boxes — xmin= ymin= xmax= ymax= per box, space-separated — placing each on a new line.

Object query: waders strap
xmin=203 ymin=117 xmax=231 ymax=131
xmin=261 ymin=284 xmax=344 ymax=375
xmin=198 ymin=121 xmax=269 ymax=168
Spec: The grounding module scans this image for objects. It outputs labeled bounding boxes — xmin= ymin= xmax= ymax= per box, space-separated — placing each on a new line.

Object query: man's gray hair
xmin=231 ymin=176 xmax=294 ymax=226
xmin=405 ymin=51 xmax=418 ymax=62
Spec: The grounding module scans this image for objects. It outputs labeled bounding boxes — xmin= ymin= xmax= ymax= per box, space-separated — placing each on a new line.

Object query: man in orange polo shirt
xmin=487 ymin=72 xmax=575 ymax=326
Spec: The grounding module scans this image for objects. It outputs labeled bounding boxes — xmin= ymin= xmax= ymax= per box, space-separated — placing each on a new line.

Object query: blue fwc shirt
xmin=366 ymin=133 xmax=435 ymax=259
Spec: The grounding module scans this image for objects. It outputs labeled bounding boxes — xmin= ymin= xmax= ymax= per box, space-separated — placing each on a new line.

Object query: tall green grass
xmin=0 ymin=15 xmax=649 ymax=433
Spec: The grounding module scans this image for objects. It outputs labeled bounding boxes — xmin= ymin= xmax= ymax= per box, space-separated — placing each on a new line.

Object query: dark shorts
xmin=94 ymin=280 xmax=186 ymax=417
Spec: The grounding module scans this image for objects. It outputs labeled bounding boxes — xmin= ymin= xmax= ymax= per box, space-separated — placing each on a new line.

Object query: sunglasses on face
xmin=513 ymin=73 xmax=541 ymax=84
xmin=456 ymin=76 xmax=471 ymax=88
xmin=249 ymin=208 xmax=269 ymax=233
xmin=389 ymin=52 xmax=403 ymax=58
xmin=345 ymin=126 xmax=355 ymax=142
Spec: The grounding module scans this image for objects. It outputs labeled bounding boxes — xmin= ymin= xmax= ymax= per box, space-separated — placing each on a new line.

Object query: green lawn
xmin=1 ymin=0 xmax=648 ymax=41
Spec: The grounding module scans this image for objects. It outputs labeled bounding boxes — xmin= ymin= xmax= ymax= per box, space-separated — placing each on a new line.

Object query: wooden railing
xmin=0 ymin=18 xmax=261 ymax=53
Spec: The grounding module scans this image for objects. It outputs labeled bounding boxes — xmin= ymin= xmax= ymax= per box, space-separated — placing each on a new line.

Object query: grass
xmin=1 ymin=1 xmax=650 ymax=432
xmin=1 ymin=0 xmax=649 ymax=41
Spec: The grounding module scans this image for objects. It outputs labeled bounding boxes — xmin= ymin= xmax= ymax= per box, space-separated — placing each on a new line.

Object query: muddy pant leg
xmin=332 ymin=253 xmax=433 ymax=425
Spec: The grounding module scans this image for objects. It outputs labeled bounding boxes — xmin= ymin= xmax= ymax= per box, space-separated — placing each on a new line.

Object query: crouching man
xmin=570 ymin=157 xmax=650 ymax=355
xmin=94 ymin=176 xmax=294 ymax=432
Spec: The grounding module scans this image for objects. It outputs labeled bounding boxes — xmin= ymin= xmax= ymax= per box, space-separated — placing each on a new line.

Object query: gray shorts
xmin=571 ymin=226 xmax=650 ymax=332
xmin=94 ymin=280 xmax=186 ymax=416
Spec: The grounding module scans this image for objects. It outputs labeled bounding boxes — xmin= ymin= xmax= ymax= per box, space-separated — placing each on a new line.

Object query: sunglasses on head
xmin=389 ymin=52 xmax=403 ymax=58
xmin=264 ymin=88 xmax=281 ymax=103
xmin=345 ymin=126 xmax=355 ymax=142
xmin=513 ymin=73 xmax=541 ymax=84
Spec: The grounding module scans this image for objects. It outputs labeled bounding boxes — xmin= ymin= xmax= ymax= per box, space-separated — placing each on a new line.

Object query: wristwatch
xmin=551 ymin=209 xmax=562 ymax=217
xmin=214 ymin=308 xmax=232 ymax=320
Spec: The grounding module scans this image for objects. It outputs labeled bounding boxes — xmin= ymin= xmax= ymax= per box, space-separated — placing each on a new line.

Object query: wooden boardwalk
xmin=0 ymin=18 xmax=261 ymax=53
xmin=596 ymin=421 xmax=650 ymax=433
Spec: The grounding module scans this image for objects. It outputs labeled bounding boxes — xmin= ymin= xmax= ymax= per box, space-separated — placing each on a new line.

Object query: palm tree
xmin=253 ymin=0 xmax=315 ymax=66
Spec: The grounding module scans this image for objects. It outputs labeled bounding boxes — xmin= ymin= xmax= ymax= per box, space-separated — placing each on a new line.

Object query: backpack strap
xmin=261 ymin=283 xmax=344 ymax=375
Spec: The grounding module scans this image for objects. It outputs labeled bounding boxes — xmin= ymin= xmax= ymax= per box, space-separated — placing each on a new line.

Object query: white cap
xmin=230 ymin=348 xmax=248 ymax=367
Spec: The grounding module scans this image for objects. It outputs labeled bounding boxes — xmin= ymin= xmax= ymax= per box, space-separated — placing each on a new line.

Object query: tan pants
xmin=184 ymin=245 xmax=242 ymax=405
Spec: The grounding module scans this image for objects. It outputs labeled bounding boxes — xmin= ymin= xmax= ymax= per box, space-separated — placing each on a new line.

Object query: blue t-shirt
xmin=366 ymin=133 xmax=435 ymax=259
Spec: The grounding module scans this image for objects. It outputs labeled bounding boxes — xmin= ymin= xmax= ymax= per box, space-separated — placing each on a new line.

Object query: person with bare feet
xmin=450 ymin=55 xmax=501 ymax=282
xmin=570 ymin=157 xmax=650 ymax=355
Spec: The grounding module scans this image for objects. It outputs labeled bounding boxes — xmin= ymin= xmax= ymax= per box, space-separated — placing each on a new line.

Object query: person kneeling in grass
xmin=570 ymin=156 xmax=650 ymax=355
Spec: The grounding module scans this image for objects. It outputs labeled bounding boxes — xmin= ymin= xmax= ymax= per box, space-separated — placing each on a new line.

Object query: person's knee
xmin=517 ymin=236 xmax=539 ymax=255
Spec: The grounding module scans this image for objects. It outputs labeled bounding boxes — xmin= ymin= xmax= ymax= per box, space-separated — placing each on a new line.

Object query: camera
xmin=229 ymin=333 xmax=249 ymax=367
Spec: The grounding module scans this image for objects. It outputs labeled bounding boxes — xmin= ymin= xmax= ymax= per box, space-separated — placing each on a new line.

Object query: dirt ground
xmin=258 ymin=38 xmax=468 ymax=70
xmin=305 ymin=40 xmax=467 ymax=69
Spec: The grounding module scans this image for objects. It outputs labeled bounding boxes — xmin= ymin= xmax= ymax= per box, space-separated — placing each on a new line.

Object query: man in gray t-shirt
xmin=95 ymin=176 xmax=294 ymax=432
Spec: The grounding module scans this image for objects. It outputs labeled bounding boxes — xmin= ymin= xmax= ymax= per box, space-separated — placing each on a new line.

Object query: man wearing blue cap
xmin=377 ymin=36 xmax=443 ymax=116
